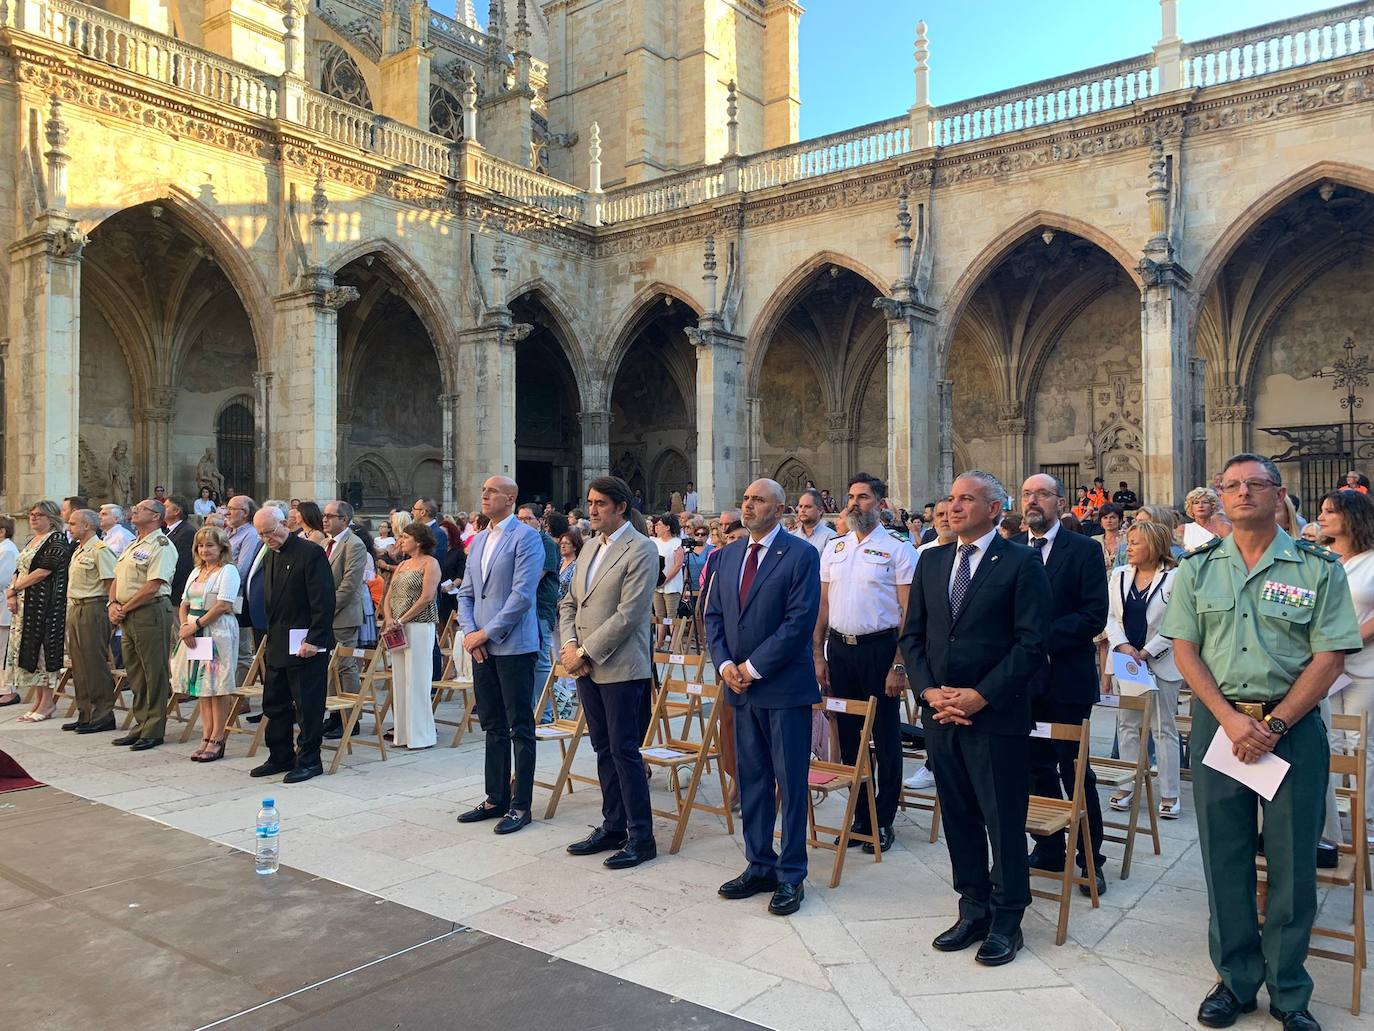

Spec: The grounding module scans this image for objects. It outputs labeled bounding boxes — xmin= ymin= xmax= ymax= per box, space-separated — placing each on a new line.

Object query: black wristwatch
xmin=1264 ymin=714 xmax=1288 ymax=736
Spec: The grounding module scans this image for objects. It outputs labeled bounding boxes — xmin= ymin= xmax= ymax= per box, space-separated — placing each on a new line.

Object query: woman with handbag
xmin=1104 ymin=519 xmax=1184 ymax=819
xmin=381 ymin=521 xmax=440 ymax=749
xmin=171 ymin=526 xmax=240 ymax=762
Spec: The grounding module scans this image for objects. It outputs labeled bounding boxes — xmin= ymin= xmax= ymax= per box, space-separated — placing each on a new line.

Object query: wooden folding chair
xmin=1091 ymin=691 xmax=1160 ymax=879
xmin=226 ymin=639 xmax=269 ymax=755
xmin=321 ymin=646 xmax=389 ymax=774
xmin=535 ymin=662 xmax=596 ymax=819
xmin=1258 ymin=711 xmax=1367 ymax=1014
xmin=1027 ymin=719 xmax=1100 ymax=945
xmin=431 ymin=634 xmax=478 ymax=746
xmin=648 ymin=651 xmax=710 ymax=745
xmin=897 ymin=691 xmax=942 ymax=844
xmin=640 ymin=671 xmax=734 ymax=853
xmin=802 ymin=696 xmax=882 ymax=889
xmin=54 ymin=662 xmax=78 ymax=717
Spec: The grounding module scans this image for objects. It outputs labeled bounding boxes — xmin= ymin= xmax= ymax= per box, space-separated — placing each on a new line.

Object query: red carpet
xmin=0 ymin=748 xmax=42 ymax=792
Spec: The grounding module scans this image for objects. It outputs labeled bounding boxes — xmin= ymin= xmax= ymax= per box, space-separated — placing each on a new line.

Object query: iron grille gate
xmin=1261 ymin=422 xmax=1374 ymax=502
xmin=216 ymin=400 xmax=255 ymax=499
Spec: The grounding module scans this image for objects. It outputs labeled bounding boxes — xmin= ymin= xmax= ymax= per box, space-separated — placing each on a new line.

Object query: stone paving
xmin=2 ymin=701 xmax=1368 ymax=1031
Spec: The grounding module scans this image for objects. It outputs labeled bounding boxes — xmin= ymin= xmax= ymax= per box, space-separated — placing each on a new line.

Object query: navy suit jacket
xmin=1012 ymin=528 xmax=1109 ymax=707
xmin=704 ymin=528 xmax=821 ymax=709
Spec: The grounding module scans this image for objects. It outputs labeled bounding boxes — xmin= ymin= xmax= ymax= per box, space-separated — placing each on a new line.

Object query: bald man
xmin=705 ymin=478 xmax=822 ymax=916
xmin=456 ymin=475 xmax=545 ymax=835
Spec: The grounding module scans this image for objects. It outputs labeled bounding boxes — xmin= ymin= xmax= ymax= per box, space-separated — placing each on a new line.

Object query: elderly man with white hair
xmin=99 ymin=505 xmax=134 ymax=557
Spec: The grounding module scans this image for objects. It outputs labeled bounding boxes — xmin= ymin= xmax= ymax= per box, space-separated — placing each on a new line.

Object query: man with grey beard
xmin=813 ymin=473 xmax=917 ymax=853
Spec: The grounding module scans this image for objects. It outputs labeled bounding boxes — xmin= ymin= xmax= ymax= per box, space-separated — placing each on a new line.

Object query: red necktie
xmin=325 ymin=538 xmax=335 ymax=557
xmin=739 ymin=542 xmax=762 ymax=608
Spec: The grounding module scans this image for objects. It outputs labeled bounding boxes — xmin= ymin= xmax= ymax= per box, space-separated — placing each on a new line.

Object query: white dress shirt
xmin=733 ymin=522 xmax=784 ymax=681
xmin=583 ymin=519 xmax=632 ymax=586
xmin=1026 ymin=517 xmax=1062 ymax=564
xmin=481 ymin=513 xmax=518 ymax=579
xmin=948 ymin=527 xmax=999 ymax=597
xmin=792 ymin=520 xmax=836 ymax=554
xmin=684 ymin=491 xmax=699 ymax=513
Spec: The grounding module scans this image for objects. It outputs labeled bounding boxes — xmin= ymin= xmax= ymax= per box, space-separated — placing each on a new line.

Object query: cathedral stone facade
xmin=3 ymin=0 xmax=1374 ymax=517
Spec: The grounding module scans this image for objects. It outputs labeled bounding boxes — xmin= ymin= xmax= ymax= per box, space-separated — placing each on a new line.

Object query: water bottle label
xmin=256 ymin=827 xmax=279 ymax=838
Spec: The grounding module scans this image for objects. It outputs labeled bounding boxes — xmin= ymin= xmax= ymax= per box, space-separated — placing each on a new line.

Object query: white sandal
xmin=16 ymin=709 xmax=54 ymax=723
xmin=1158 ymin=799 xmax=1181 ymax=819
xmin=1109 ymin=790 xmax=1134 ymax=811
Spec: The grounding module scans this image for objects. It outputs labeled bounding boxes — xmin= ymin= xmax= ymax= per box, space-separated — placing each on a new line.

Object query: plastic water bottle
xmin=255 ymin=799 xmax=280 ymax=875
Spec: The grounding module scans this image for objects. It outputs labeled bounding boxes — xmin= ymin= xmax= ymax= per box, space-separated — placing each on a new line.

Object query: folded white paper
xmin=183 ymin=637 xmax=212 ymax=661
xmin=1112 ymin=652 xmax=1158 ymax=695
xmin=1202 ymin=727 xmax=1290 ymax=801
xmin=1029 ymin=722 xmax=1053 ymax=739
xmin=1098 ymin=693 xmax=1120 ymax=708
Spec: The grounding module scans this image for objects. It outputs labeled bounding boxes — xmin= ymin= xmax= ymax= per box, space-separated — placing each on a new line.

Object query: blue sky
xmin=441 ymin=1 xmax=1336 ymax=137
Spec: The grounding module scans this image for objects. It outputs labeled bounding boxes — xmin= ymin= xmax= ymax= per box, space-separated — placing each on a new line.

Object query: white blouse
xmin=1340 ymin=549 xmax=1374 ymax=677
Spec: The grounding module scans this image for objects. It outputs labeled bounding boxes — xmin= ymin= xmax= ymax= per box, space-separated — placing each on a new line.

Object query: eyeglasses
xmin=1219 ymin=478 xmax=1277 ymax=494
xmin=693 ymin=530 xmax=708 ymax=537
xmin=323 ymin=511 xmax=345 ymax=520
xmin=1020 ymin=490 xmax=1061 ymax=501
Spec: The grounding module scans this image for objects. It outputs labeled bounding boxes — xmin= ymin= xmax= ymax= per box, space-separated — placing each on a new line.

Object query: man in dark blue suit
xmin=705 ymin=478 xmax=821 ymax=916
xmin=900 ymin=471 xmax=1052 ymax=966
xmin=1014 ymin=474 xmax=1110 ymax=896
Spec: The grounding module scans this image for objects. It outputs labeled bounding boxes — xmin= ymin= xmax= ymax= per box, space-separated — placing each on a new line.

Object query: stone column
xmin=826 ymin=411 xmax=853 ymax=492
xmin=135 ymin=385 xmax=177 ymax=495
xmin=439 ymin=392 xmax=459 ymax=515
xmin=938 ymin=379 xmax=954 ymax=490
xmin=686 ymin=324 xmax=746 ymax=513
xmin=879 ymin=296 xmax=939 ymax=512
xmin=453 ymin=321 xmax=527 ymax=503
xmin=1139 ymin=259 xmax=1192 ymax=508
xmin=6 ymin=215 xmax=85 ymax=506
xmin=578 ymin=407 xmax=611 ymax=494
xmin=1208 ymin=383 xmax=1250 ymax=469
xmin=270 ymin=273 xmax=356 ymax=500
xmin=746 ymin=396 xmax=763 ymax=484
xmin=997 ymin=403 xmax=1029 ymax=489
xmin=253 ymin=370 xmax=273 ymax=499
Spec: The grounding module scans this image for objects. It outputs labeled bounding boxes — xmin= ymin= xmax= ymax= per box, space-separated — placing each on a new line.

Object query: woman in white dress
xmin=382 ymin=521 xmax=440 ymax=749
xmin=651 ymin=513 xmax=685 ymax=649
xmin=170 ymin=526 xmax=240 ymax=762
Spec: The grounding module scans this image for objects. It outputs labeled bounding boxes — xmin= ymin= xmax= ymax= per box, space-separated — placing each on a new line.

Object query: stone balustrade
xmin=739 ymin=117 xmax=911 ymax=191
xmin=470 ymin=149 xmax=585 ymax=221
xmin=1181 ymin=1 xmax=1374 ymax=87
xmin=598 ymin=166 xmax=728 ymax=224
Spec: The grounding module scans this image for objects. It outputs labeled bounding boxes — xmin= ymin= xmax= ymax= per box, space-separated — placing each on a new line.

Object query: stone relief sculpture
xmin=195 ymin=448 xmax=226 ymax=498
xmin=108 ymin=440 xmax=135 ymax=506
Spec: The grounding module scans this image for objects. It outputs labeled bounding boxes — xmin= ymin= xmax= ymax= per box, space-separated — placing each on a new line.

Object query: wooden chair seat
xmin=797 ymin=696 xmax=881 ymax=888
xmin=535 ymin=719 xmax=579 ymax=740
xmin=641 ymin=672 xmax=733 ymax=853
xmin=535 ymin=662 xmax=597 ymax=819
xmin=431 ymin=635 xmax=477 ymax=747
xmin=319 ymin=646 xmax=389 ymax=774
xmin=1088 ymin=759 xmax=1137 ymax=788
xmin=1025 ymin=798 xmax=1071 ymax=836
xmin=1027 ymin=720 xmax=1100 ymax=945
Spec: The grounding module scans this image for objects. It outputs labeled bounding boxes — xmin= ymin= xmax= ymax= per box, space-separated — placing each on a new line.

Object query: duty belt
xmin=1231 ymin=698 xmax=1284 ymax=720
xmin=827 ymin=627 xmax=899 ymax=647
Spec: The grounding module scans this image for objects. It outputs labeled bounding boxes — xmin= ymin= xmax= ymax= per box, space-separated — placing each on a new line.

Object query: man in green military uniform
xmin=107 ymin=498 xmax=180 ymax=751
xmin=1162 ymin=453 xmax=1361 ymax=1031
xmin=62 ymin=509 xmax=117 ymax=733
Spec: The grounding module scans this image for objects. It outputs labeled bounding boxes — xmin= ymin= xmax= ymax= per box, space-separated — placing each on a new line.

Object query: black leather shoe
xmin=129 ymin=737 xmax=163 ymax=752
xmin=719 ymin=870 xmax=779 ymax=900
xmin=1028 ymin=852 xmax=1064 ymax=873
xmin=1268 ymin=1006 xmax=1320 ymax=1031
xmin=322 ymin=723 xmax=343 ymax=741
xmin=833 ymin=821 xmax=868 ymax=848
xmin=862 ymin=826 xmax=896 ymax=855
xmin=768 ymin=882 xmax=804 ymax=916
xmin=76 ymin=716 xmax=117 ymax=734
xmin=244 ymin=713 xmax=264 ymax=724
xmin=250 ymin=760 xmax=294 ymax=778
xmin=975 ymin=929 xmax=1024 ymax=966
xmin=567 ymin=827 xmax=628 ymax=856
xmin=1197 ymin=983 xmax=1256 ymax=1027
xmin=112 ymin=733 xmax=141 ymax=746
xmin=494 ymin=809 xmax=531 ymax=835
xmin=604 ymin=838 xmax=657 ymax=870
xmin=62 ymin=720 xmax=82 ymax=731
xmin=1079 ymin=867 xmax=1107 ymax=898
xmin=1316 ymin=841 xmax=1338 ymax=870
xmin=284 ymin=763 xmax=323 ymax=784
xmin=457 ymin=801 xmax=504 ymax=824
xmin=932 ymin=918 xmax=990 ymax=952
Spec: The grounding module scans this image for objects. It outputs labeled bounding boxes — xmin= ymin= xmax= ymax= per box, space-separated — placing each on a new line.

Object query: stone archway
xmin=510 ymin=291 xmax=585 ymax=507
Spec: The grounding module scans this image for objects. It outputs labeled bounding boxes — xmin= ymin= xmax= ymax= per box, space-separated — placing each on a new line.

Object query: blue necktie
xmin=949 ymin=543 xmax=977 ymax=621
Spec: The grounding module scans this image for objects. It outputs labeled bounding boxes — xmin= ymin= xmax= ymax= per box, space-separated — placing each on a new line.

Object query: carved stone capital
xmin=322 ymin=285 xmax=360 ymax=310
xmin=1137 ymin=256 xmax=1192 ymax=289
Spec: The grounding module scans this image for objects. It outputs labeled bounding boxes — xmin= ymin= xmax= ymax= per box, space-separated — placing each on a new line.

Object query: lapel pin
xmin=990 ymin=555 xmax=999 ymax=562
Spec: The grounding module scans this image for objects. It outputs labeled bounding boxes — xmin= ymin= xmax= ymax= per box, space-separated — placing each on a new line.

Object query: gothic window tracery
xmin=319 ymin=42 xmax=373 ymax=110
xmin=429 ymin=84 xmax=465 ymax=142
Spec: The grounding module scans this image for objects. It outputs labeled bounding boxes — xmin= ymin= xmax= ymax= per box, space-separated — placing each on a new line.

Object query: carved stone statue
xmin=195 ymin=448 xmax=226 ymax=498
xmin=108 ymin=440 xmax=135 ymax=507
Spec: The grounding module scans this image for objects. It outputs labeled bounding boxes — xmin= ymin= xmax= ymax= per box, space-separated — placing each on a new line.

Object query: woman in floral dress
xmin=170 ymin=526 xmax=240 ymax=762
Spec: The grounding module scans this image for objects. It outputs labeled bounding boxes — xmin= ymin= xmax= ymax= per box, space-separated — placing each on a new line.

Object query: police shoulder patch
xmin=1182 ymin=536 xmax=1223 ymax=559
xmin=1295 ymin=538 xmax=1339 ymax=562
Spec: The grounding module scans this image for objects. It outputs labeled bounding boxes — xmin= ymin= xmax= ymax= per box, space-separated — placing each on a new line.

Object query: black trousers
xmin=829 ymin=630 xmax=902 ymax=831
xmin=578 ymin=677 xmax=654 ymax=842
xmin=1029 ymin=699 xmax=1105 ymax=870
xmin=926 ymin=724 xmax=1031 ymax=934
xmin=263 ymin=657 xmax=328 ymax=767
xmin=472 ymin=651 xmax=537 ymax=812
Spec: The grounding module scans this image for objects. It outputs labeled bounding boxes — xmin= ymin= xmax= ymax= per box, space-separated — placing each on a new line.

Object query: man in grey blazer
xmin=322 ymin=500 xmax=368 ymax=739
xmin=559 ymin=475 xmax=661 ymax=869
xmin=456 ymin=475 xmax=544 ymax=835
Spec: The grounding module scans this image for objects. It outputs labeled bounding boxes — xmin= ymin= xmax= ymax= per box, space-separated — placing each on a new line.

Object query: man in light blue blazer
xmin=705 ymin=478 xmax=821 ymax=916
xmin=456 ymin=475 xmax=544 ymax=835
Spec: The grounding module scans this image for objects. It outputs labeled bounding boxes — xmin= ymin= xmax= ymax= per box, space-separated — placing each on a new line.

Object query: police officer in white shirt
xmin=813 ymin=473 xmax=917 ymax=853
xmin=792 ymin=487 xmax=836 ymax=554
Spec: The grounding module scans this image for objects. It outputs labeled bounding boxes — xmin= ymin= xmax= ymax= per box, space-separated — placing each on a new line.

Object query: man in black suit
xmin=163 ymin=495 xmax=196 ymax=606
xmin=249 ymin=506 xmax=337 ymax=784
xmin=1016 ymin=473 xmax=1110 ymax=895
xmin=900 ymin=470 xmax=1051 ymax=966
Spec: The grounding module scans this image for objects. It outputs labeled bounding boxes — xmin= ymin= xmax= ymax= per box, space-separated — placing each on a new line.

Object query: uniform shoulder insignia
xmin=1295 ymin=538 xmax=1338 ymax=562
xmin=1182 ymin=537 xmax=1223 ymax=558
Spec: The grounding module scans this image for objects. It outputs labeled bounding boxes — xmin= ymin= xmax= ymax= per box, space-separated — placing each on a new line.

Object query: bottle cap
xmin=263 ymin=798 xmax=274 ymax=808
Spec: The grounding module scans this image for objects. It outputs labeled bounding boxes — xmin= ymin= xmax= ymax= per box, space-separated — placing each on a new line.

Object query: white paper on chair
xmin=1201 ymin=727 xmax=1290 ymax=801
xmin=183 ymin=637 xmax=212 ymax=661
xmin=1183 ymin=522 xmax=1216 ymax=551
xmin=1111 ymin=652 xmax=1158 ymax=695
xmin=1328 ymin=673 xmax=1353 ymax=697
xmin=642 ymin=746 xmax=684 ymax=760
